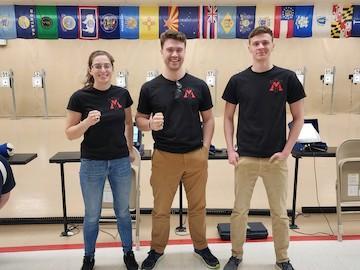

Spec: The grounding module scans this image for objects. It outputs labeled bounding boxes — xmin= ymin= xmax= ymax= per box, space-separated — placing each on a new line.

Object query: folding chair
xmin=336 ymin=139 xmax=360 ymax=241
xmin=102 ymin=146 xmax=141 ymax=249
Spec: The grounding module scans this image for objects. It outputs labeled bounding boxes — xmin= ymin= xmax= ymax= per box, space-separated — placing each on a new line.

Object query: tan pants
xmin=150 ymin=148 xmax=209 ymax=253
xmin=231 ymin=157 xmax=289 ymax=263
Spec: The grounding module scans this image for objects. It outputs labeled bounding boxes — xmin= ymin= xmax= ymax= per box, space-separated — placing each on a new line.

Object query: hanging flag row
xmin=0 ymin=4 xmax=359 ymax=40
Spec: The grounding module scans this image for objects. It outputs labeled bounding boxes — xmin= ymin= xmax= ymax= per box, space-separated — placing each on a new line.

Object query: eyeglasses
xmin=174 ymin=81 xmax=183 ymax=100
xmin=91 ymin=63 xmax=112 ymax=70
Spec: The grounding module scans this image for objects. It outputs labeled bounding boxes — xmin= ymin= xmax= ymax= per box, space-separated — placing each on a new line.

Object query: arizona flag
xmin=160 ymin=6 xmax=200 ymax=39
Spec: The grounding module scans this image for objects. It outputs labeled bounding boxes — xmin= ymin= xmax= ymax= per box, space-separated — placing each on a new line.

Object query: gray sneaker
xmin=275 ymin=261 xmax=295 ymax=270
xmin=223 ymin=256 xmax=241 ymax=270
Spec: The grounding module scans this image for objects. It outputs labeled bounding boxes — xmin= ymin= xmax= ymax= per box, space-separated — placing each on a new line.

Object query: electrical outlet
xmin=206 ymin=70 xmax=216 ymax=87
xmin=0 ymin=71 xmax=11 ymax=88
xmin=146 ymin=71 xmax=157 ymax=82
xmin=116 ymin=71 xmax=127 ymax=88
xmin=323 ymin=68 xmax=334 ymax=85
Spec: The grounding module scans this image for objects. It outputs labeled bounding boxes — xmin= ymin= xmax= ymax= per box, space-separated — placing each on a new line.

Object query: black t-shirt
xmin=137 ymin=73 xmax=213 ymax=153
xmin=67 ymin=85 xmax=133 ymax=160
xmin=0 ymin=155 xmax=16 ymax=195
xmin=222 ymin=66 xmax=306 ymax=158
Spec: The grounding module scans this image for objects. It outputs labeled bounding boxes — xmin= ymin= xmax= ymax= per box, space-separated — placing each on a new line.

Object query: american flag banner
xmin=203 ymin=6 xmax=217 ymax=39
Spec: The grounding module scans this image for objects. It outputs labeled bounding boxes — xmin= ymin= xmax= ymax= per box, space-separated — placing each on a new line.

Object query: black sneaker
xmin=276 ymin=261 xmax=295 ymax=270
xmin=223 ymin=256 xmax=242 ymax=270
xmin=141 ymin=250 xmax=163 ymax=270
xmin=124 ymin=250 xmax=139 ymax=270
xmin=194 ymin=247 xmax=220 ymax=269
xmin=81 ymin=256 xmax=95 ymax=270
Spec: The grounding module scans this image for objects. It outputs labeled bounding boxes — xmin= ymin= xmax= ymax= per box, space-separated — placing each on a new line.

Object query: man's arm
xmin=135 ymin=112 xmax=164 ymax=132
xmin=284 ymin=99 xmax=305 ymax=155
xmin=270 ymin=98 xmax=304 ymax=162
xmin=200 ymin=109 xmax=214 ymax=149
xmin=223 ymin=102 xmax=239 ymax=165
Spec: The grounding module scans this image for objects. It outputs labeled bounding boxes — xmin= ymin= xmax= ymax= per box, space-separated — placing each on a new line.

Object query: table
xmin=49 ymin=150 xmax=151 ymax=236
xmin=8 ymin=153 xmax=37 ymax=165
xmin=290 ymin=147 xmax=337 ymax=229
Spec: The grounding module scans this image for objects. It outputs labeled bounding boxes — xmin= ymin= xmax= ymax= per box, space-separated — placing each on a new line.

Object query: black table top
xmin=49 ymin=150 xmax=152 ymax=163
xmin=8 ymin=153 xmax=38 ymax=165
xmin=291 ymin=147 xmax=336 ymax=158
xmin=49 ymin=148 xmax=229 ymax=163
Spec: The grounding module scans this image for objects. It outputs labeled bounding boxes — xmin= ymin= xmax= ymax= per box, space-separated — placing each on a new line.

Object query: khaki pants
xmin=231 ymin=157 xmax=289 ymax=263
xmin=150 ymin=148 xmax=209 ymax=253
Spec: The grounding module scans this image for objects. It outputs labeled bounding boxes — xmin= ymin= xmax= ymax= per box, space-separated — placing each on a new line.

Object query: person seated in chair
xmin=0 ymin=155 xmax=16 ymax=209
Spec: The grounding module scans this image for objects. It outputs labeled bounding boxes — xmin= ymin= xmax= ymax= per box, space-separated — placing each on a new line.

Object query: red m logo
xmin=269 ymin=80 xmax=283 ymax=92
xmin=110 ymin=99 xmax=122 ymax=110
xmin=183 ymin=89 xmax=196 ymax=99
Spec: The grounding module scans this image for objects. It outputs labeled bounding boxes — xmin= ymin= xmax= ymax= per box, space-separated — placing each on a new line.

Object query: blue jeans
xmin=80 ymin=157 xmax=132 ymax=256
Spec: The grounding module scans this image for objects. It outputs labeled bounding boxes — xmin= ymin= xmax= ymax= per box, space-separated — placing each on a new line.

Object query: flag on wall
xmin=0 ymin=5 xmax=17 ymax=39
xmin=352 ymin=5 xmax=360 ymax=37
xmin=312 ymin=2 xmax=332 ymax=38
xmin=36 ymin=6 xmax=58 ymax=39
xmin=57 ymin=6 xmax=78 ymax=39
xmin=217 ymin=6 xmax=236 ymax=39
xmin=236 ymin=6 xmax=256 ymax=39
xmin=119 ymin=6 xmax=139 ymax=39
xmin=331 ymin=4 xmax=353 ymax=38
xmin=160 ymin=6 xmax=200 ymax=39
xmin=139 ymin=6 xmax=159 ymax=40
xmin=159 ymin=6 xmax=178 ymax=33
xmin=255 ymin=4 xmax=274 ymax=29
xmin=274 ymin=6 xmax=295 ymax=38
xmin=203 ymin=6 xmax=217 ymax=39
xmin=274 ymin=6 xmax=313 ymax=38
xmin=79 ymin=6 xmax=98 ymax=39
xmin=293 ymin=6 xmax=313 ymax=37
xmin=15 ymin=5 xmax=37 ymax=38
xmin=99 ymin=6 xmax=119 ymax=39
xmin=178 ymin=6 xmax=200 ymax=39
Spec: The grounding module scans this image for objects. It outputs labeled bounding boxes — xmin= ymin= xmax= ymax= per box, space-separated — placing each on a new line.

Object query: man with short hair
xmin=222 ymin=26 xmax=305 ymax=270
xmin=136 ymin=29 xmax=219 ymax=270
xmin=0 ymin=155 xmax=16 ymax=209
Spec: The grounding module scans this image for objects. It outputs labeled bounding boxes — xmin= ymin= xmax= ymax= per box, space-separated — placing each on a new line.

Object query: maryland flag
xmin=139 ymin=6 xmax=158 ymax=40
xmin=331 ymin=4 xmax=353 ymax=38
xmin=36 ymin=6 xmax=58 ymax=39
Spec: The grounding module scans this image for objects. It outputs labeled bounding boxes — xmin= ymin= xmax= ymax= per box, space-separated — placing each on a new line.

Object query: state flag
xmin=36 ymin=6 xmax=58 ymax=39
xmin=79 ymin=6 xmax=99 ymax=40
xmin=0 ymin=5 xmax=17 ymax=39
xmin=57 ymin=6 xmax=78 ymax=39
xmin=119 ymin=6 xmax=139 ymax=39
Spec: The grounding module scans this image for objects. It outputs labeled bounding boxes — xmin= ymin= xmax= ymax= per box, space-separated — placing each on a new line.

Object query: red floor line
xmin=1 ymin=235 xmax=360 ymax=253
